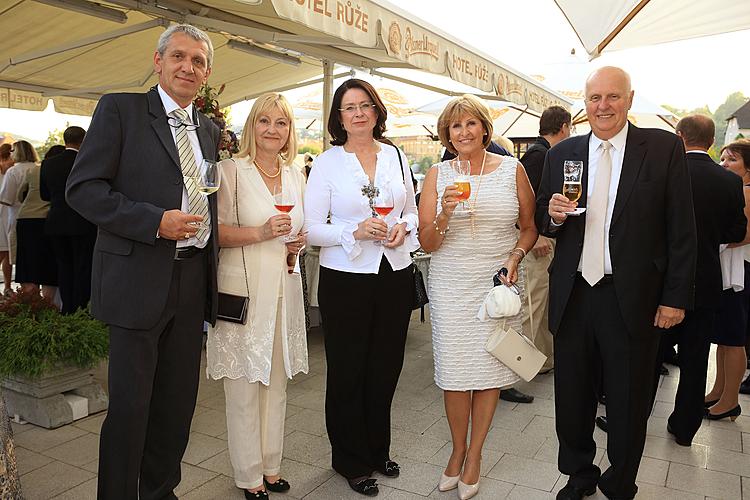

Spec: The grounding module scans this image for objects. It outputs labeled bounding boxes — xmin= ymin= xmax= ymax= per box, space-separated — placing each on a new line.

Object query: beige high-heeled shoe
xmin=457 ymin=479 xmax=479 ymax=499
xmin=438 ymin=472 xmax=460 ymax=492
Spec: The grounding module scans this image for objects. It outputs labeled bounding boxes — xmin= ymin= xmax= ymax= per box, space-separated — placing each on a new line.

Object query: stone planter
xmin=2 ymin=365 xmax=108 ymax=429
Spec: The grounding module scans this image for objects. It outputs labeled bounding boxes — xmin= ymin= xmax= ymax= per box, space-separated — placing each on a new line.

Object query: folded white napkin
xmin=477 ymin=285 xmax=522 ymax=321
xmin=720 ymin=244 xmax=745 ymax=292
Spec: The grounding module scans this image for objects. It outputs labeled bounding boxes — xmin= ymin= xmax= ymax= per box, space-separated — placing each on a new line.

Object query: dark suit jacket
xmin=66 ymin=88 xmax=220 ymax=330
xmin=40 ymin=148 xmax=96 ymax=236
xmin=536 ymin=124 xmax=697 ymax=337
xmin=520 ymin=136 xmax=550 ymax=193
xmin=686 ymin=152 xmax=746 ymax=308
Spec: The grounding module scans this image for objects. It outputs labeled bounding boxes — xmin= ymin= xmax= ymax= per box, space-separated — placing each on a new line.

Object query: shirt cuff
xmin=550 ymin=218 xmax=564 ymax=227
xmin=340 ymin=223 xmax=362 ymax=261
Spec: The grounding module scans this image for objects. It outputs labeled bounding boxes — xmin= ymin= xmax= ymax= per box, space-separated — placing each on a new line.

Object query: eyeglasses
xmin=339 ymin=102 xmax=376 ymax=114
xmin=167 ymin=116 xmax=200 ymax=131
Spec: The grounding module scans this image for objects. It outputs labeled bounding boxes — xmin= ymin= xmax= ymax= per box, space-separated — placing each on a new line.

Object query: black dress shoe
xmin=595 ymin=416 xmax=608 ymax=433
xmin=347 ymin=477 xmax=379 ymax=496
xmin=263 ymin=477 xmax=291 ymax=492
xmin=500 ymin=387 xmax=534 ymax=404
xmin=376 ymin=460 xmax=400 ymax=477
xmin=666 ymin=422 xmax=691 ymax=446
xmin=556 ymin=483 xmax=596 ymax=499
xmin=242 ymin=489 xmax=269 ymax=500
xmin=705 ymin=404 xmax=741 ymax=421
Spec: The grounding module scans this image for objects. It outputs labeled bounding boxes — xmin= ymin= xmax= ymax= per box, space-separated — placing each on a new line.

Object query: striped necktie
xmin=581 ymin=140 xmax=612 ymax=286
xmin=171 ymin=108 xmax=209 ymax=242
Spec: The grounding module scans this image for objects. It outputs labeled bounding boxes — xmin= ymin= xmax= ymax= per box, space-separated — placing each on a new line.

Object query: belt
xmin=576 ymin=272 xmax=613 ymax=286
xmin=174 ymin=246 xmax=204 ymax=260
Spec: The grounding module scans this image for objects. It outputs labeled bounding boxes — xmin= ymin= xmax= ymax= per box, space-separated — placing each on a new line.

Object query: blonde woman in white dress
xmin=418 ymin=95 xmax=537 ymax=499
xmin=207 ymin=93 xmax=308 ymax=500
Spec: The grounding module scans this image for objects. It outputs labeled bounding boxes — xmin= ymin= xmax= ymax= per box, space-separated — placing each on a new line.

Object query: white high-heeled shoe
xmin=457 ymin=479 xmax=479 ymax=500
xmin=438 ymin=473 xmax=460 ymax=492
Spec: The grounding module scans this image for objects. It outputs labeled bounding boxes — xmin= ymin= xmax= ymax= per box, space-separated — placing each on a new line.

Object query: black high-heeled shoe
xmin=347 ymin=477 xmax=379 ymax=497
xmin=263 ymin=477 xmax=291 ymax=492
xmin=242 ymin=488 xmax=269 ymax=500
xmin=704 ymin=404 xmax=741 ymax=421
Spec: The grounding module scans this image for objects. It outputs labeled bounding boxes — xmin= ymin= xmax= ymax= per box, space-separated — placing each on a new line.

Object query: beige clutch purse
xmin=485 ymin=320 xmax=547 ymax=382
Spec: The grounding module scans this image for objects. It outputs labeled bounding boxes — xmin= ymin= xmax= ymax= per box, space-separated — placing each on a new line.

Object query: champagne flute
xmin=372 ymin=184 xmax=394 ymax=245
xmin=273 ymin=182 xmax=296 ymax=242
xmin=185 ymin=159 xmax=221 ymax=229
xmin=452 ymin=159 xmax=471 ymax=214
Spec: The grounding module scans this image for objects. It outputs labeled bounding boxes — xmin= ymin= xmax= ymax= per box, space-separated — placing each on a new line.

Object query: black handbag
xmin=391 ymin=144 xmax=429 ymax=319
xmin=216 ymin=164 xmax=250 ymax=324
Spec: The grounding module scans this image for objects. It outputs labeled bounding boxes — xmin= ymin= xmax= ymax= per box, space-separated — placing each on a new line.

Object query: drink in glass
xmin=185 ymin=159 xmax=221 ymax=229
xmin=451 ymin=159 xmax=471 ymax=214
xmin=273 ymin=182 xmax=297 ymax=242
xmin=563 ymin=181 xmax=582 ymax=203
xmin=372 ymin=185 xmax=394 ymax=245
xmin=562 ymin=160 xmax=584 ymax=209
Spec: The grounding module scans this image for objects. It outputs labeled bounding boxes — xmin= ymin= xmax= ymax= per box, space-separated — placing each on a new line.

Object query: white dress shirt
xmin=157 ymin=85 xmax=209 ymax=249
xmin=578 ymin=122 xmax=629 ymax=274
xmin=305 ymin=144 xmax=419 ymax=274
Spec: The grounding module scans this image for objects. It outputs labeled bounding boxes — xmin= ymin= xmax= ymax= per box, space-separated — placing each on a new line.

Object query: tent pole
xmin=322 ymin=59 xmax=333 ymax=151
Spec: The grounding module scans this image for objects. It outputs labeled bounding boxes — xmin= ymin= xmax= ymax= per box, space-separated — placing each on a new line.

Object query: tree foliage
xmin=36 ymin=128 xmax=64 ymax=159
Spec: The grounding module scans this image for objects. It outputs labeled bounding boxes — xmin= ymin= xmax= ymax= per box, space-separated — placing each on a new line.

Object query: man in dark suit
xmin=66 ymin=24 xmax=220 ymax=500
xmin=659 ymin=115 xmax=746 ymax=445
xmin=40 ymin=126 xmax=96 ymax=314
xmin=536 ymin=66 xmax=696 ymax=500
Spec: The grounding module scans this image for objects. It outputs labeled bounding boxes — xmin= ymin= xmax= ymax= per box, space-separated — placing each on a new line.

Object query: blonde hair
xmin=11 ymin=140 xmax=39 ymax=163
xmin=236 ymin=93 xmax=298 ymax=166
xmin=437 ymin=94 xmax=494 ymax=155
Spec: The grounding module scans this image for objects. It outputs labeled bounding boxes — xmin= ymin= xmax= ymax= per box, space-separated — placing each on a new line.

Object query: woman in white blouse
xmin=305 ymin=79 xmax=419 ymax=497
xmin=207 ymin=93 xmax=308 ymax=500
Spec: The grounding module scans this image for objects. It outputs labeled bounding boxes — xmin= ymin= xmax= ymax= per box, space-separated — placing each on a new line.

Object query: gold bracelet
xmin=512 ymin=247 xmax=527 ymax=258
xmin=510 ymin=249 xmax=525 ymax=260
xmin=433 ymin=218 xmax=449 ymax=236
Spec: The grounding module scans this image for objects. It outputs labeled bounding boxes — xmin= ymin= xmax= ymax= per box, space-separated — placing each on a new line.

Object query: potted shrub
xmin=0 ymin=289 xmax=109 ymax=428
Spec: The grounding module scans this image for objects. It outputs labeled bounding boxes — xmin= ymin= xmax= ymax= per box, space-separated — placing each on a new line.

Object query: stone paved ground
xmin=13 ymin=310 xmax=750 ymax=499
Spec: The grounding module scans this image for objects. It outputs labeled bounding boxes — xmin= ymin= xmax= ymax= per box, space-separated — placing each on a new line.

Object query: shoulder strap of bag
xmin=232 ymin=160 xmax=251 ymax=298
xmin=391 ymin=144 xmax=408 ymax=217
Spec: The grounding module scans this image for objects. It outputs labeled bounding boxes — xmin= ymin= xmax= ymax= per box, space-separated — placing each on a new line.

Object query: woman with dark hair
xmin=304 ymin=79 xmax=419 ymax=496
xmin=704 ymin=138 xmax=750 ymax=421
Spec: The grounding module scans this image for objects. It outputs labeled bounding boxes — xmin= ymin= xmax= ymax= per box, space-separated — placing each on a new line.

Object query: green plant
xmin=0 ymin=290 xmax=108 ymax=378
xmin=299 ymin=144 xmax=321 ymax=155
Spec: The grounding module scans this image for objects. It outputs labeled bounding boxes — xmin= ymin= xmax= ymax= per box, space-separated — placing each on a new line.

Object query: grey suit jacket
xmin=66 ymin=88 xmax=220 ymax=330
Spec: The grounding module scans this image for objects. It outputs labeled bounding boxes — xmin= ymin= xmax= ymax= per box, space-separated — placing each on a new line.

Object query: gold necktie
xmin=171 ymin=108 xmax=209 ymax=242
xmin=582 ymin=140 xmax=612 ymax=286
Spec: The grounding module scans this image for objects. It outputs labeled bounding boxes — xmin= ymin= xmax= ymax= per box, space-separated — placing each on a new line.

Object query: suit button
xmin=570 ymin=272 xmax=576 ymax=278
xmin=175 ymin=178 xmax=182 ymax=185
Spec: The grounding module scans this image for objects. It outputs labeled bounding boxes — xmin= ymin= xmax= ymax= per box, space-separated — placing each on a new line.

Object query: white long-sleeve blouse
xmin=304 ymin=143 xmax=419 ymax=274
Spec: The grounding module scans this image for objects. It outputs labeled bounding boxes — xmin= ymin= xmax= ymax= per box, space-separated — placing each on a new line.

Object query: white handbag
xmin=481 ymin=272 xmax=547 ymax=382
xmin=485 ymin=320 xmax=547 ymax=382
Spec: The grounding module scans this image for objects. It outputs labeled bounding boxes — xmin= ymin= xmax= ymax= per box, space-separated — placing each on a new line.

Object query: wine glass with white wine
xmin=185 ymin=159 xmax=221 ymax=229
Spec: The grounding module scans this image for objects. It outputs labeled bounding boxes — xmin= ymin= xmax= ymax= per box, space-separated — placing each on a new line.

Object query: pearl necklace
xmin=253 ymin=159 xmax=281 ymax=178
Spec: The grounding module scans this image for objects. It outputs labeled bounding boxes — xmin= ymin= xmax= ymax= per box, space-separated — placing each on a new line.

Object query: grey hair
xmin=157 ymin=24 xmax=214 ymax=68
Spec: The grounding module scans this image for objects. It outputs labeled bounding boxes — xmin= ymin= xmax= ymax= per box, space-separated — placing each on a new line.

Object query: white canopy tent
xmin=0 ymin=0 xmax=570 ymax=143
xmin=554 ymin=0 xmax=750 ymax=59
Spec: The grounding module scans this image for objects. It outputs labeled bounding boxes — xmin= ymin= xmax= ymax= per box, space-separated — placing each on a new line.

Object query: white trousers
xmin=223 ymin=305 xmax=288 ymax=489
xmin=522 ymin=248 xmax=555 ymax=371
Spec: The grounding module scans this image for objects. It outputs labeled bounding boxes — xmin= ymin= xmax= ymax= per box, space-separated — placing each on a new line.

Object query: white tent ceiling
xmin=555 ymin=0 xmax=750 ymax=59
xmin=0 ymin=0 xmax=570 ymax=116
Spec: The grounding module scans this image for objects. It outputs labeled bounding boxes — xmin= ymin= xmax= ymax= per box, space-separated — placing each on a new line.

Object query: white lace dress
xmin=429 ymin=156 xmax=524 ymax=391
xmin=206 ymin=157 xmax=308 ymax=385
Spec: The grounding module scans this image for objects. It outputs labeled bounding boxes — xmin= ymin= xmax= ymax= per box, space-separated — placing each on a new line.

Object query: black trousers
xmin=658 ymin=307 xmax=713 ymax=443
xmin=318 ymin=258 xmax=413 ymax=479
xmin=51 ymin=233 xmax=96 ymax=314
xmin=97 ymin=252 xmax=207 ymax=500
xmin=555 ymin=277 xmax=659 ymax=500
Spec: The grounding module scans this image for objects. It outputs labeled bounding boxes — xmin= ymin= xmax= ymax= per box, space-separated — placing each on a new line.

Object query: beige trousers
xmin=522 ymin=248 xmax=555 ymax=371
xmin=224 ymin=303 xmax=288 ymax=490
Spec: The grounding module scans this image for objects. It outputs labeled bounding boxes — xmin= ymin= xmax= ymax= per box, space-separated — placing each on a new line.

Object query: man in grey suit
xmin=66 ymin=24 xmax=220 ymax=500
